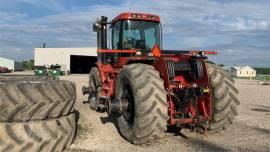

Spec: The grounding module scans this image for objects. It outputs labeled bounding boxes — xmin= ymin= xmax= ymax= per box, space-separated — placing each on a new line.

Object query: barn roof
xmin=231 ymin=66 xmax=255 ymax=71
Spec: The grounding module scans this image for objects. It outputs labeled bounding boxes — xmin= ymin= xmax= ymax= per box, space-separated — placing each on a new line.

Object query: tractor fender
xmin=153 ymin=58 xmax=170 ymax=90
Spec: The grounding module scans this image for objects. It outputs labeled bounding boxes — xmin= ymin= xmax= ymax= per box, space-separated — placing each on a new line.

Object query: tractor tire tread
xmin=0 ymin=114 xmax=76 ymax=152
xmin=207 ymin=63 xmax=240 ymax=132
xmin=88 ymin=67 xmax=103 ymax=111
xmin=0 ymin=80 xmax=76 ymax=122
xmin=116 ymin=64 xmax=169 ymax=145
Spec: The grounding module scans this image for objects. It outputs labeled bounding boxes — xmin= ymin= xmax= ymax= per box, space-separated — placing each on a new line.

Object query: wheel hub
xmin=121 ymin=86 xmax=134 ymax=123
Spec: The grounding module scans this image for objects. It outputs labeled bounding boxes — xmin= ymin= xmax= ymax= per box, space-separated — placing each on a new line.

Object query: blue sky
xmin=0 ymin=0 xmax=269 ymax=67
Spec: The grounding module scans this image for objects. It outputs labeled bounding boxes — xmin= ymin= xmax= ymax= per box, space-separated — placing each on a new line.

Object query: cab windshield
xmin=112 ymin=20 xmax=161 ymax=51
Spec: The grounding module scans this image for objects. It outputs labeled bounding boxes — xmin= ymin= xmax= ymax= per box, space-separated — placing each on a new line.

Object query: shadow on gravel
xmin=100 ymin=115 xmax=234 ymax=152
xmin=82 ymin=100 xmax=90 ymax=104
xmin=100 ymin=114 xmax=120 ymax=131
xmin=66 ymin=148 xmax=94 ymax=152
xmin=169 ymin=132 xmax=188 ymax=139
xmin=184 ymin=138 xmax=231 ymax=152
xmin=73 ymin=109 xmax=81 ymax=141
xmin=74 ymin=109 xmax=81 ymax=124
xmin=166 ymin=128 xmax=188 ymax=139
xmin=251 ymin=104 xmax=270 ymax=114
xmin=251 ymin=108 xmax=270 ymax=112
xmin=100 ymin=114 xmax=118 ymax=124
xmin=168 ymin=129 xmax=230 ymax=151
xmin=256 ymin=105 xmax=270 ymax=109
xmin=99 ymin=114 xmax=133 ymax=142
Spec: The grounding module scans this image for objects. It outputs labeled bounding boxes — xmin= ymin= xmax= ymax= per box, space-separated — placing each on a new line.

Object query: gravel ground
xmin=5 ymin=72 xmax=265 ymax=152
xmin=60 ymin=74 xmax=270 ymax=152
xmin=2 ymin=72 xmax=270 ymax=151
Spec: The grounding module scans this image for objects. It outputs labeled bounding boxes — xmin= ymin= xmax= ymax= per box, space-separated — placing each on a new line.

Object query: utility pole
xmin=249 ymin=73 xmax=251 ymax=84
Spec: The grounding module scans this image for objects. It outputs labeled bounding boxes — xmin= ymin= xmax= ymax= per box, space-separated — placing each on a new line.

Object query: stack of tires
xmin=0 ymin=76 xmax=77 ymax=152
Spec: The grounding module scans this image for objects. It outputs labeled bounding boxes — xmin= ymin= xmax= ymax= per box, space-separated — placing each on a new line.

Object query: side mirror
xmin=93 ymin=23 xmax=99 ymax=32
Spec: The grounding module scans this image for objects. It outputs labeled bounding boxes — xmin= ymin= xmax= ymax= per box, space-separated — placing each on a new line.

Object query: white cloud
xmin=227 ymin=18 xmax=269 ymax=31
xmin=18 ymin=0 xmax=67 ymax=12
xmin=0 ymin=0 xmax=270 ymax=66
xmin=0 ymin=12 xmax=27 ymax=24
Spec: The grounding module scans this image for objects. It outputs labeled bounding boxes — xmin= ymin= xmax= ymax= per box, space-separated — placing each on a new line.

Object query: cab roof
xmin=111 ymin=12 xmax=160 ymax=23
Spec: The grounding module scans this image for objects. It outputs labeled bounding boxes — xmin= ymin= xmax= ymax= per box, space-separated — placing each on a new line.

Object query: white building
xmin=34 ymin=47 xmax=97 ymax=74
xmin=229 ymin=66 xmax=256 ymax=78
xmin=0 ymin=57 xmax=23 ymax=71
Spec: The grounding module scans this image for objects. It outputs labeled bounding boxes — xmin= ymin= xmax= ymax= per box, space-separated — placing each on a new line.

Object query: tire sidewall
xmin=115 ymin=64 xmax=168 ymax=144
xmin=88 ymin=67 xmax=102 ymax=110
xmin=115 ymin=69 xmax=135 ymax=141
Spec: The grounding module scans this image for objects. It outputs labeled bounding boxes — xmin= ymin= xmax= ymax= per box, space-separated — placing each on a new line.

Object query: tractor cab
xmin=93 ymin=13 xmax=162 ymax=63
xmin=111 ymin=15 xmax=161 ymax=51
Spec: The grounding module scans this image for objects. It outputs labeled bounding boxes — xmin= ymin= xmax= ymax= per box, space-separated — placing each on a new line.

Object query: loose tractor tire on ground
xmin=0 ymin=77 xmax=77 ymax=151
xmin=82 ymin=12 xmax=240 ymax=144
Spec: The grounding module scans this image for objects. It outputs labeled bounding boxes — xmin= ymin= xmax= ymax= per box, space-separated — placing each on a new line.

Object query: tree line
xmin=253 ymin=67 xmax=270 ymax=75
xmin=22 ymin=60 xmax=34 ymax=70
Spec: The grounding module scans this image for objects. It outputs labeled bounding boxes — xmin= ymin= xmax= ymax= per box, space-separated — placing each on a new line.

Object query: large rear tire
xmin=0 ymin=79 xmax=76 ymax=122
xmin=0 ymin=113 xmax=76 ymax=152
xmin=115 ymin=64 xmax=169 ymax=144
xmin=88 ymin=67 xmax=103 ymax=111
xmin=207 ymin=63 xmax=240 ymax=131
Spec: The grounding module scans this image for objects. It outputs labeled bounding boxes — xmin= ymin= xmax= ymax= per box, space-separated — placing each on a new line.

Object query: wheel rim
xmin=121 ymin=83 xmax=134 ymax=124
xmin=89 ymin=75 xmax=101 ymax=109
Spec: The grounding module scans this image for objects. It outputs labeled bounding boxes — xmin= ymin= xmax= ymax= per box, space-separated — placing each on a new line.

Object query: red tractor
xmin=0 ymin=66 xmax=12 ymax=73
xmin=82 ymin=12 xmax=239 ymax=144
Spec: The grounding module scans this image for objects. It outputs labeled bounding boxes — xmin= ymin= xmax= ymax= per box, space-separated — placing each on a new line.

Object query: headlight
xmin=136 ymin=51 xmax=142 ymax=56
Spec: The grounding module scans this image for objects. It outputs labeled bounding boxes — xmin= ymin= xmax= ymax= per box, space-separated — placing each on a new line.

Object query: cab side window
xmin=112 ymin=21 xmax=121 ymax=49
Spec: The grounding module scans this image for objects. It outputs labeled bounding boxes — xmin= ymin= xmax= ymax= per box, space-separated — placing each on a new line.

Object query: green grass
xmin=256 ymin=75 xmax=270 ymax=81
xmin=253 ymin=67 xmax=270 ymax=75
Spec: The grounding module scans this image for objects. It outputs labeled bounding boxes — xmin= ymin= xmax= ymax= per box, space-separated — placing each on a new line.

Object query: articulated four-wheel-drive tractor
xmin=82 ymin=12 xmax=240 ymax=144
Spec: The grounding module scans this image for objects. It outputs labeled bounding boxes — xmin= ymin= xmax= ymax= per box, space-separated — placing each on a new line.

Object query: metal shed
xmin=34 ymin=47 xmax=97 ymax=74
xmin=0 ymin=56 xmax=23 ymax=71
